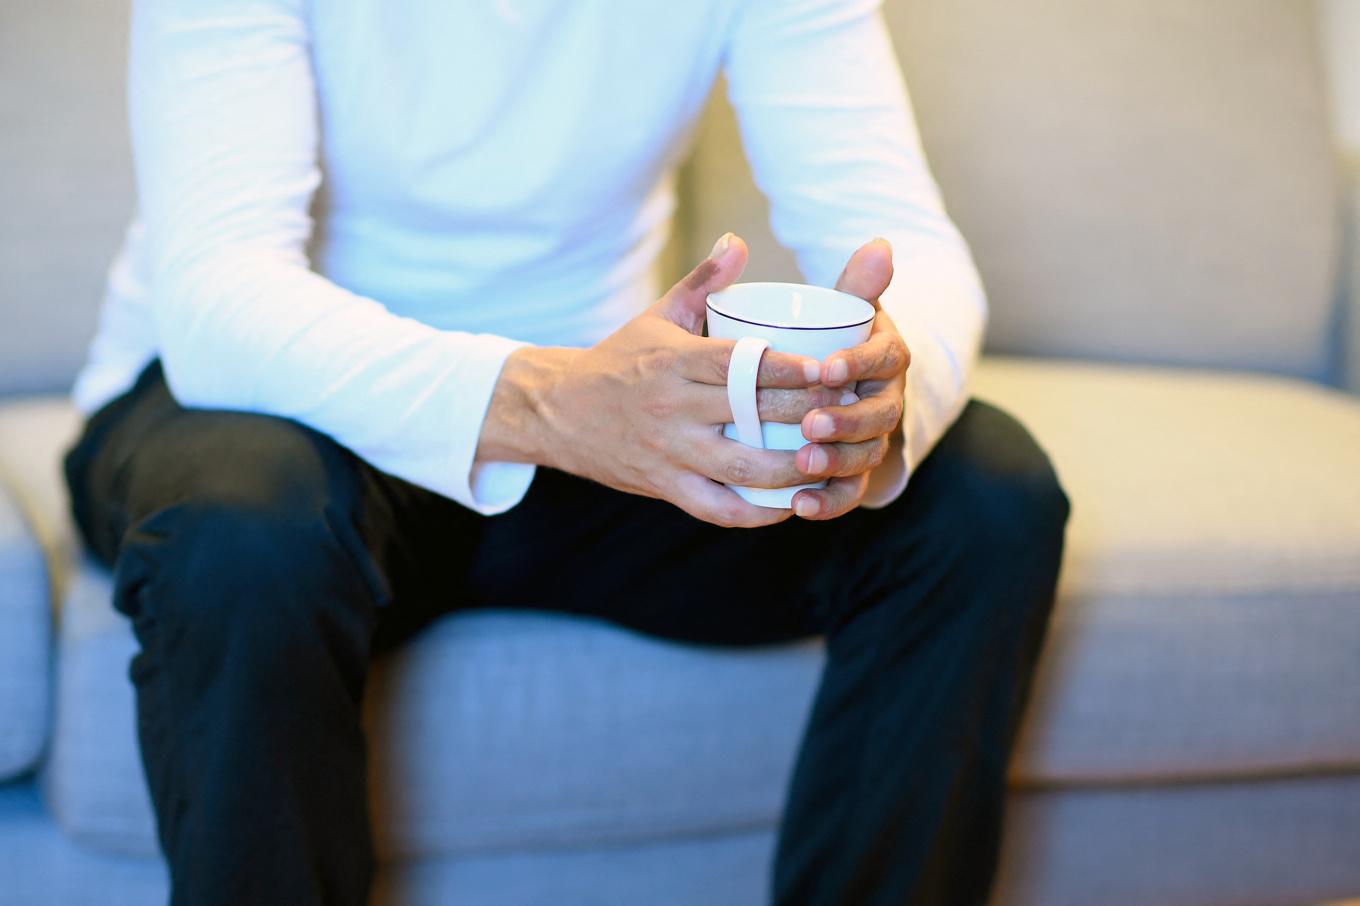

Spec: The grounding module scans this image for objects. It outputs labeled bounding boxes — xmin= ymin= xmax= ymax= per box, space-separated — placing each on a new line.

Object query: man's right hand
xmin=477 ymin=234 xmax=852 ymax=528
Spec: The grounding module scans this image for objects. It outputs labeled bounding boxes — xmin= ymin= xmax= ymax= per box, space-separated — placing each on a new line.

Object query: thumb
xmin=833 ymin=238 xmax=894 ymax=311
xmin=655 ymin=232 xmax=749 ymax=334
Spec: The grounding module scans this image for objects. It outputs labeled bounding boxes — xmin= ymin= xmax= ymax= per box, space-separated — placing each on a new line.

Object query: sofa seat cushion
xmin=29 ymin=361 xmax=1360 ymax=856
xmin=46 ymin=559 xmax=823 ymax=859
xmin=0 ymin=479 xmax=50 ymax=779
xmin=976 ymin=358 xmax=1360 ymax=783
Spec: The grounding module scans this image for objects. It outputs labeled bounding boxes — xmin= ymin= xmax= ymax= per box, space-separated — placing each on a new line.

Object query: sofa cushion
xmin=0 ymin=479 xmax=49 ymax=779
xmin=0 ymin=0 xmax=133 ymax=397
xmin=978 ymin=358 xmax=1360 ymax=782
xmin=29 ymin=364 xmax=1360 ymax=856
xmin=0 ymin=400 xmax=83 ymax=598
xmin=0 ymin=398 xmax=85 ymax=781
xmin=0 ymin=781 xmax=166 ymax=906
xmin=46 ymin=559 xmax=823 ymax=859
xmin=677 ymin=0 xmax=1339 ymax=379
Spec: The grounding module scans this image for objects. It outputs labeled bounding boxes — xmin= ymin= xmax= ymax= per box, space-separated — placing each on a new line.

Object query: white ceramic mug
xmin=706 ymin=282 xmax=876 ymax=508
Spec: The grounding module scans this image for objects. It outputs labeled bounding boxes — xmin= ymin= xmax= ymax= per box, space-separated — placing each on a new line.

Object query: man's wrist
xmin=476 ymin=345 xmax=579 ymax=468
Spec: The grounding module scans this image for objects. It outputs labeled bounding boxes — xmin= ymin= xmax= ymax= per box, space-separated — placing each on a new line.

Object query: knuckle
xmin=637 ymin=423 xmax=667 ymax=453
xmin=755 ymin=388 xmax=783 ymax=419
xmin=723 ymin=455 xmax=754 ymax=485
xmin=870 ymin=436 xmax=889 ymax=467
xmin=711 ymin=346 xmax=732 ymax=382
xmin=643 ymin=392 xmax=676 ymax=420
xmin=644 ymin=347 xmax=678 ymax=376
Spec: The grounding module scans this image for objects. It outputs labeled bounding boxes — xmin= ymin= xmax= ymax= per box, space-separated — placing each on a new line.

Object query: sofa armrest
xmin=0 ymin=459 xmax=54 ymax=778
xmin=0 ymin=398 xmax=84 ymax=601
xmin=0 ymin=397 xmax=83 ymax=779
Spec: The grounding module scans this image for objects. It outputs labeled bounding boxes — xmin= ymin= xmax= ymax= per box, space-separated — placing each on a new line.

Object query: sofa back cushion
xmin=0 ymin=0 xmax=133 ymax=397
xmin=676 ymin=0 xmax=1340 ymax=378
xmin=0 ymin=1 xmax=1340 ymax=396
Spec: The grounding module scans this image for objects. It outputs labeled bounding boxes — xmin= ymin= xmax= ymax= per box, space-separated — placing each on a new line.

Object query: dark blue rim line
xmin=705 ymin=301 xmax=874 ymax=331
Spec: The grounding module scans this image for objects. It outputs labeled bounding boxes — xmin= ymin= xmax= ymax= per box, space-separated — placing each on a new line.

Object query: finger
xmin=821 ymin=328 xmax=911 ymax=386
xmin=796 ymin=435 xmax=890 ymax=480
xmin=685 ymin=384 xmax=858 ymax=426
xmin=832 ymin=238 xmax=893 ymax=308
xmin=791 ymin=474 xmax=869 ymax=521
xmin=801 ymin=392 xmax=902 ymax=444
xmin=671 ymin=472 xmax=794 ymax=529
xmin=654 ymin=233 xmax=750 ymax=334
xmin=691 ymin=435 xmax=807 ymax=490
xmin=679 ymin=336 xmax=820 ymax=388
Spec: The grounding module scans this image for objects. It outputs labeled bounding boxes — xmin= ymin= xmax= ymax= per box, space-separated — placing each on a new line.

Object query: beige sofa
xmin=671 ymin=0 xmax=1360 ymax=902
xmin=0 ymin=1 xmax=1357 ymax=904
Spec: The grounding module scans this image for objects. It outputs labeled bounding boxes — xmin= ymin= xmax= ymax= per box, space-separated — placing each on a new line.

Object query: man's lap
xmin=64 ymin=359 xmax=1064 ymax=653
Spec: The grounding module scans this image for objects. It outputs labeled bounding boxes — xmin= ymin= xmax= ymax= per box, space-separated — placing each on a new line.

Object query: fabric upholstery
xmin=977 ymin=358 xmax=1360 ymax=781
xmin=0 ymin=398 xmax=83 ymax=780
xmin=994 ymin=773 xmax=1360 ymax=906
xmin=975 ymin=359 xmax=1360 ymax=600
xmin=8 ymin=771 xmax=1360 ymax=906
xmin=0 ymin=0 xmax=132 ymax=397
xmin=0 ymin=782 xmax=166 ymax=906
xmin=20 ymin=361 xmax=1357 ymax=855
xmin=0 ymin=480 xmax=49 ymax=779
xmin=46 ymin=553 xmax=823 ymax=859
xmin=0 ymin=400 xmax=83 ymax=599
xmin=676 ymin=0 xmax=1340 ymax=377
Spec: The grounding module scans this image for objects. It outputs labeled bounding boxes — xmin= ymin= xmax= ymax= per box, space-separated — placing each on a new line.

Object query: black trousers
xmin=63 ymin=360 xmax=1068 ymax=906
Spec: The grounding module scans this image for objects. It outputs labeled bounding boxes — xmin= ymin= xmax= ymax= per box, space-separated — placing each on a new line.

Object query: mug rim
xmin=706 ymin=282 xmax=875 ymax=330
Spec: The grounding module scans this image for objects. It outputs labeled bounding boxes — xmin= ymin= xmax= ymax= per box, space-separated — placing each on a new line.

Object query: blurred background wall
xmin=1322 ymin=0 xmax=1360 ymax=155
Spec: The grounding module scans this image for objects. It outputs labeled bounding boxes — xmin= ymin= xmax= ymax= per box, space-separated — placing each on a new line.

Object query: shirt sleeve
xmin=722 ymin=0 xmax=988 ymax=508
xmin=128 ymin=0 xmax=535 ymax=514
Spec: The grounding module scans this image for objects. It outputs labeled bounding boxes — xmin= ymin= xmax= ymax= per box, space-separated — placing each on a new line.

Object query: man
xmin=62 ymin=0 xmax=1069 ymax=903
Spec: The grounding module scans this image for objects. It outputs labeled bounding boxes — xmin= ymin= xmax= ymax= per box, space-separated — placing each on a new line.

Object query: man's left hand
xmin=792 ymin=238 xmax=909 ymax=520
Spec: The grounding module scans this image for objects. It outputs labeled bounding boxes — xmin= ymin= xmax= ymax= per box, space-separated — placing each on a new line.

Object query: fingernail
xmin=828 ymin=359 xmax=848 ymax=383
xmin=795 ymin=496 xmax=820 ymax=518
xmin=710 ymin=232 xmax=732 ymax=260
xmin=807 ymin=413 xmax=834 ymax=440
xmin=839 ymin=391 xmax=859 ymax=406
xmin=802 ymin=360 xmax=821 ymax=383
xmin=806 ymin=445 xmax=828 ymax=473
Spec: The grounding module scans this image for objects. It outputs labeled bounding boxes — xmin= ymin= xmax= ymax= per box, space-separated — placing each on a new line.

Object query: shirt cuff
xmin=448 ymin=336 xmax=539 ymax=516
xmin=467 ymin=460 xmax=538 ymax=515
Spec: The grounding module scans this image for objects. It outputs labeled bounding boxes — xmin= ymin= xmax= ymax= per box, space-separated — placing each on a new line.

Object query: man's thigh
xmin=62 ymin=361 xmax=482 ymax=618
xmin=464 ymin=399 xmax=1067 ymax=647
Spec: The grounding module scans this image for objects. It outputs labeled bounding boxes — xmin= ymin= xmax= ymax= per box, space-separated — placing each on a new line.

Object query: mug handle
xmin=726 ymin=336 xmax=770 ymax=449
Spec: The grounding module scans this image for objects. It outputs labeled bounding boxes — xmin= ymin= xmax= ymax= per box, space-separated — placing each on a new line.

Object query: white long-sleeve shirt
xmin=73 ymin=0 xmax=986 ymax=516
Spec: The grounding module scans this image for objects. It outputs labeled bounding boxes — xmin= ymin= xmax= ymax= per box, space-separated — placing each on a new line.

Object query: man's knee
xmin=122 ymin=408 xmax=362 ymax=527
xmin=923 ymin=400 xmax=1070 ymax=589
xmin=950 ymin=401 xmax=1067 ymax=534
xmin=112 ymin=416 xmax=381 ymax=674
